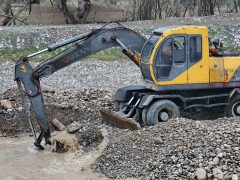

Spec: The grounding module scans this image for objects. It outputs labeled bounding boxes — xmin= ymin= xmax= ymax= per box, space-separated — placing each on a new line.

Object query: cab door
xmin=187 ymin=35 xmax=209 ymax=83
xmin=153 ymin=35 xmax=188 ymax=85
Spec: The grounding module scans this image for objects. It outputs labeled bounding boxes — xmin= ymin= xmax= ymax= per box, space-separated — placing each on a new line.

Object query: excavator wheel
xmin=141 ymin=108 xmax=148 ymax=126
xmin=143 ymin=99 xmax=180 ymax=126
xmin=225 ymin=95 xmax=240 ymax=117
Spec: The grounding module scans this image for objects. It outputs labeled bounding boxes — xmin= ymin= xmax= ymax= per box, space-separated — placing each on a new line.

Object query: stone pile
xmin=95 ymin=118 xmax=240 ymax=179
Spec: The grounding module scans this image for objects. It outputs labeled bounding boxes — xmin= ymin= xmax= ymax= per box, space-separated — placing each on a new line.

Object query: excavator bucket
xmin=100 ymin=108 xmax=141 ymax=131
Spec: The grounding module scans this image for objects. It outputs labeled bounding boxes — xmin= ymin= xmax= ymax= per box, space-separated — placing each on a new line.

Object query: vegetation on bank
xmin=0 ymin=48 xmax=126 ymax=62
xmin=0 ymin=25 xmax=239 ymax=62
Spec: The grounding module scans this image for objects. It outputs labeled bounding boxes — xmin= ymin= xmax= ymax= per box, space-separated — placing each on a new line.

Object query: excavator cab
xmin=141 ymin=25 xmax=210 ymax=86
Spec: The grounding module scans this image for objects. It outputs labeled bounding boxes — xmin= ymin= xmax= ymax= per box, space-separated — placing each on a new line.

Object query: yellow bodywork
xmin=149 ymin=25 xmax=240 ymax=86
xmin=222 ymin=57 xmax=240 ymax=82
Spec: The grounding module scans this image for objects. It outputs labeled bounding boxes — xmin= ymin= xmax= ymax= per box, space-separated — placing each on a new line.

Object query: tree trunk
xmin=61 ymin=0 xmax=76 ymax=24
xmin=77 ymin=0 xmax=91 ymax=24
xmin=0 ymin=0 xmax=11 ymax=26
xmin=132 ymin=0 xmax=136 ymax=21
xmin=173 ymin=0 xmax=181 ymax=17
xmin=234 ymin=0 xmax=238 ymax=13
xmin=1 ymin=0 xmax=11 ymax=14
xmin=208 ymin=0 xmax=214 ymax=15
xmin=142 ymin=0 xmax=148 ymax=20
xmin=197 ymin=0 xmax=203 ymax=16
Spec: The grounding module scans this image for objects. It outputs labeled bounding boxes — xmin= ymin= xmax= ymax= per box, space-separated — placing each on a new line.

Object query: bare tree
xmin=77 ymin=0 xmax=91 ymax=23
xmin=54 ymin=0 xmax=91 ymax=24
xmin=0 ymin=0 xmax=11 ymax=25
xmin=173 ymin=0 xmax=180 ymax=17
xmin=234 ymin=0 xmax=238 ymax=13
xmin=57 ymin=0 xmax=76 ymax=24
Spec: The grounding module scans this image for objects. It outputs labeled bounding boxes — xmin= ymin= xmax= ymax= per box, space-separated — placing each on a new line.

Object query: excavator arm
xmin=14 ymin=22 xmax=146 ymax=149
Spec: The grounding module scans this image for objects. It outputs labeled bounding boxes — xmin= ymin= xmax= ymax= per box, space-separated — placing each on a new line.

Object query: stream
xmin=0 ymin=136 xmax=108 ymax=180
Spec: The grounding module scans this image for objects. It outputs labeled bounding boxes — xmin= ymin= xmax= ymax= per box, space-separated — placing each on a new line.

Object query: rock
xmin=235 ymin=128 xmax=240 ymax=133
xmin=7 ymin=108 xmax=13 ymax=112
xmin=73 ymin=106 xmax=79 ymax=110
xmin=215 ymin=173 xmax=224 ymax=180
xmin=67 ymin=121 xmax=81 ymax=133
xmin=154 ymin=137 xmax=163 ymax=144
xmin=213 ymin=157 xmax=220 ymax=165
xmin=51 ymin=118 xmax=65 ymax=131
xmin=18 ymin=106 xmax=24 ymax=112
xmin=104 ymin=94 xmax=111 ymax=100
xmin=232 ymin=174 xmax=238 ymax=180
xmin=210 ymin=152 xmax=216 ymax=157
xmin=0 ymin=99 xmax=13 ymax=109
xmin=215 ymin=134 xmax=220 ymax=139
xmin=217 ymin=152 xmax=224 ymax=158
xmin=196 ymin=168 xmax=206 ymax=180
xmin=224 ymin=174 xmax=233 ymax=180
xmin=233 ymin=147 xmax=239 ymax=151
xmin=207 ymin=173 xmax=213 ymax=179
xmin=222 ymin=165 xmax=228 ymax=171
xmin=215 ymin=148 xmax=222 ymax=154
xmin=223 ymin=144 xmax=231 ymax=149
xmin=213 ymin=168 xmax=224 ymax=180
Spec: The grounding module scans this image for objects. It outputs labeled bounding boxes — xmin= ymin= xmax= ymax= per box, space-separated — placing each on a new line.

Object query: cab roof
xmin=153 ymin=25 xmax=207 ymax=35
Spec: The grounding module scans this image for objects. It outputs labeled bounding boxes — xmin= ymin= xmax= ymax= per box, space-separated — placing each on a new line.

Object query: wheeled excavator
xmin=15 ymin=22 xmax=240 ymax=149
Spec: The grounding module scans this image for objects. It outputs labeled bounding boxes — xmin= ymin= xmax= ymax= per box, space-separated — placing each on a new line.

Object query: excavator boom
xmin=14 ymin=22 xmax=146 ymax=149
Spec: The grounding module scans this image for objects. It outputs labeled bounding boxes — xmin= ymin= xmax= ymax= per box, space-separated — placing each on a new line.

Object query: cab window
xmin=156 ymin=38 xmax=173 ymax=65
xmin=173 ymin=36 xmax=186 ymax=63
xmin=190 ymin=36 xmax=202 ymax=63
xmin=154 ymin=38 xmax=173 ymax=78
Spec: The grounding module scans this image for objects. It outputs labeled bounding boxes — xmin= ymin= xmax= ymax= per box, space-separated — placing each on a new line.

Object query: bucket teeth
xmin=100 ymin=108 xmax=141 ymax=131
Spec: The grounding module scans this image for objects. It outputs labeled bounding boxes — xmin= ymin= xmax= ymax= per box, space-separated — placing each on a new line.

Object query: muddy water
xmin=0 ymin=133 xmax=108 ymax=180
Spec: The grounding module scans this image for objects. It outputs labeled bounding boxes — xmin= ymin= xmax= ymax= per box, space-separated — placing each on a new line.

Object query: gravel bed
xmin=95 ymin=118 xmax=240 ymax=179
xmin=1 ymin=61 xmax=240 ymax=179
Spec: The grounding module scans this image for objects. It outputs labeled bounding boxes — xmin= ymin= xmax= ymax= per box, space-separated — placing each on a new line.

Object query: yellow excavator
xmin=15 ymin=22 xmax=240 ymax=149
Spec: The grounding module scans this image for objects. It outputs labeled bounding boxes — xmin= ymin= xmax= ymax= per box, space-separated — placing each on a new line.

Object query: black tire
xmin=225 ymin=95 xmax=240 ymax=117
xmin=145 ymin=99 xmax=180 ymax=126
xmin=142 ymin=107 xmax=148 ymax=126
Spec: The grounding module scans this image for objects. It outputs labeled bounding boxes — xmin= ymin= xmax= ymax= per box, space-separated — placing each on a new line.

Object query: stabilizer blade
xmin=100 ymin=108 xmax=141 ymax=131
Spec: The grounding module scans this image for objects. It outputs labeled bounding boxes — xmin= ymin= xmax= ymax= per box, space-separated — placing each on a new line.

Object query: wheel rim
xmin=158 ymin=110 xmax=171 ymax=122
xmin=232 ymin=102 xmax=240 ymax=117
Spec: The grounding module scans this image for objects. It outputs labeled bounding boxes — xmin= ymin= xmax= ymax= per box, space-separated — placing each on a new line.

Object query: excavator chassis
xmin=101 ymin=85 xmax=240 ymax=128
